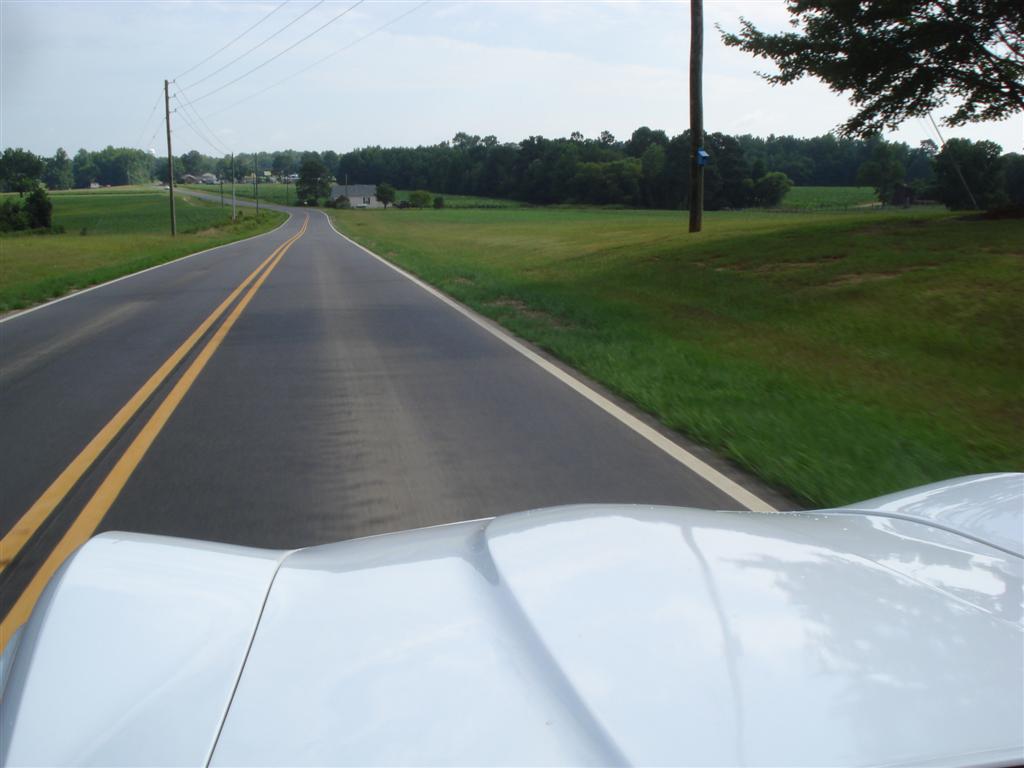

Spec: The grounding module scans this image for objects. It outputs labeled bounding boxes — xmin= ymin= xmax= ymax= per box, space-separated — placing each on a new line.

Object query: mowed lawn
xmin=182 ymin=183 xmax=297 ymax=206
xmin=329 ymin=206 xmax=1023 ymax=507
xmin=779 ymin=186 xmax=879 ymax=210
xmin=1 ymin=189 xmax=286 ymax=311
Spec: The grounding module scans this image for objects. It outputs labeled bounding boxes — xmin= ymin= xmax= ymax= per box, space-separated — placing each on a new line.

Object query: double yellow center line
xmin=0 ymin=214 xmax=308 ymax=650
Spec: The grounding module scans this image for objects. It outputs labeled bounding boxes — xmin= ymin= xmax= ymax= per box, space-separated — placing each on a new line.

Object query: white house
xmin=330 ymin=183 xmax=383 ymax=208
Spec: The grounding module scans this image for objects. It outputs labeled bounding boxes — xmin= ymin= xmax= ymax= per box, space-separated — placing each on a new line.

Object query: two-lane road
xmin=0 ymin=202 xmax=789 ymax=642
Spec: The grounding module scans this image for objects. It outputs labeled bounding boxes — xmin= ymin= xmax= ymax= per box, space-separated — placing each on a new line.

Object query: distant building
xmin=330 ymin=183 xmax=382 ymax=208
xmin=200 ymin=173 xmax=218 ymax=184
xmin=181 ymin=174 xmax=202 ymax=184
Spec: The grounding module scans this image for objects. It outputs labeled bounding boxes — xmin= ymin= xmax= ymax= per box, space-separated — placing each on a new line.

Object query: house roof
xmin=330 ymin=184 xmax=378 ymax=200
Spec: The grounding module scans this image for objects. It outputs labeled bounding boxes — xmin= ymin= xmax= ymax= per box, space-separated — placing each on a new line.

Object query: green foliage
xmin=933 ymin=138 xmax=1007 ymax=210
xmin=0 ymin=185 xmax=53 ymax=230
xmin=43 ymin=148 xmax=73 ymax=190
xmin=297 ymin=153 xmax=331 ymax=205
xmin=335 ymin=129 xmax=949 ymax=210
xmin=0 ymin=198 xmax=28 ymax=232
xmin=376 ymin=182 xmax=396 ymax=208
xmin=1003 ymin=153 xmax=1024 ymax=206
xmin=752 ymin=172 xmax=793 ymax=207
xmin=408 ymin=190 xmax=433 ymax=208
xmin=433 ymin=195 xmax=445 ymax=209
xmin=720 ymin=0 xmax=1024 ymax=137
xmin=329 ymin=205 xmax=1023 ymax=507
xmin=73 ymin=148 xmax=98 ymax=188
xmin=24 ymin=186 xmax=53 ymax=229
xmin=856 ymin=141 xmax=906 ymax=202
xmin=0 ymin=148 xmax=44 ymax=194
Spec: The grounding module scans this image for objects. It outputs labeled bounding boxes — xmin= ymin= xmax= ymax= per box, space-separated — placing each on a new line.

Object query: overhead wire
xmin=174 ymin=0 xmax=291 ymax=83
xmin=181 ymin=0 xmax=326 ymax=91
xmin=190 ymin=0 xmax=367 ymax=105
xmin=174 ymin=84 xmax=232 ymax=155
xmin=208 ymin=0 xmax=427 ymax=117
xmin=173 ymin=101 xmax=229 ymax=157
xmin=134 ymin=90 xmax=164 ymax=150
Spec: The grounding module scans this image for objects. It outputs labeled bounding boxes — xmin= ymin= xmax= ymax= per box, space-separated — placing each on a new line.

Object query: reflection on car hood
xmin=2 ymin=481 xmax=1022 ymax=767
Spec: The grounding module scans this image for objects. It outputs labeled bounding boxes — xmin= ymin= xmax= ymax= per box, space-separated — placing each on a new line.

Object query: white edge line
xmin=0 ymin=210 xmax=295 ymax=325
xmin=320 ymin=211 xmax=778 ymax=513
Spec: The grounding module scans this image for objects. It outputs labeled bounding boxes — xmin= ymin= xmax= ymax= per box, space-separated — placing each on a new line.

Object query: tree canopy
xmin=296 ymin=153 xmax=331 ymax=204
xmin=720 ymin=0 xmax=1024 ymax=137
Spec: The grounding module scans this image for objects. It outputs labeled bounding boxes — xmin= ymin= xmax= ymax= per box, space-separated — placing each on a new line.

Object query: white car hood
xmin=3 ymin=488 xmax=1022 ymax=766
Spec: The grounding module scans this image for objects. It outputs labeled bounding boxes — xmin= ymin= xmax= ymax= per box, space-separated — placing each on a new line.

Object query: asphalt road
xmin=0 ymin=198 xmax=791 ymax=627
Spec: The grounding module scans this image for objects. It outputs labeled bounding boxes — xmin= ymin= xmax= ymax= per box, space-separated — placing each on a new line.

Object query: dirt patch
xmin=453 ymin=276 xmax=475 ymax=285
xmin=485 ymin=297 xmax=572 ymax=329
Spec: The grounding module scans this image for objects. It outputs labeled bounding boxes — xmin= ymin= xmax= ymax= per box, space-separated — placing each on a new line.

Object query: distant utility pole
xmin=231 ymin=153 xmax=237 ymax=221
xmin=220 ymin=179 xmax=224 ymax=207
xmin=163 ymin=79 xmax=177 ymax=236
xmin=254 ymin=153 xmax=260 ymax=215
xmin=688 ymin=0 xmax=704 ymax=233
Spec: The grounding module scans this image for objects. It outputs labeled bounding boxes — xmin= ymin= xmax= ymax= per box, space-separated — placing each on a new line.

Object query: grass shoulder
xmin=327 ymin=205 xmax=1023 ymax=508
xmin=1 ymin=189 xmax=286 ymax=312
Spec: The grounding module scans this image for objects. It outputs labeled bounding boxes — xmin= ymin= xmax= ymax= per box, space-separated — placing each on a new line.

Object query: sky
xmin=2 ymin=0 xmax=1021 ymax=157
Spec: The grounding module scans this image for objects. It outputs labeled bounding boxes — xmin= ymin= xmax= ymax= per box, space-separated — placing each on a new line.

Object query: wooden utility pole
xmin=231 ymin=153 xmax=236 ymax=221
xmin=688 ymin=0 xmax=704 ymax=233
xmin=254 ymin=153 xmax=260 ymax=215
xmin=164 ymin=79 xmax=177 ymax=236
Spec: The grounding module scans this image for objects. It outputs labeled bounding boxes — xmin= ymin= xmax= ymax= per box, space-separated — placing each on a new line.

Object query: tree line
xmin=4 ymin=128 xmax=1022 ymax=211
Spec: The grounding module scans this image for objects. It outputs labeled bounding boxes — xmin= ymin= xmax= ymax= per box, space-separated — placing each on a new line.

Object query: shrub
xmin=753 ymin=172 xmax=793 ymax=207
xmin=409 ymin=190 xmax=432 ymax=208
xmin=24 ymin=185 xmax=53 ymax=229
xmin=0 ymin=199 xmax=28 ymax=232
xmin=433 ymin=195 xmax=445 ymax=209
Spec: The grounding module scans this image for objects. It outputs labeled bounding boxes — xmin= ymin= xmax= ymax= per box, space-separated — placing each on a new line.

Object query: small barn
xmin=330 ymin=184 xmax=382 ymax=208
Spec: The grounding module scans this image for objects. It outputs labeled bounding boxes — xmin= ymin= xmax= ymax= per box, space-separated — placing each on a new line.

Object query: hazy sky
xmin=2 ymin=0 xmax=1021 ymax=157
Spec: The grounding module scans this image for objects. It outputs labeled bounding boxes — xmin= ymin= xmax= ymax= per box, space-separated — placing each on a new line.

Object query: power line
xmin=135 ymin=90 xmax=164 ymax=149
xmin=174 ymin=0 xmax=291 ymax=83
xmin=173 ymin=102 xmax=230 ymax=157
xmin=174 ymin=84 xmax=232 ymax=155
xmin=181 ymin=0 xmax=325 ymax=91
xmin=191 ymin=0 xmax=366 ymax=105
xmin=208 ymin=1 xmax=427 ymax=117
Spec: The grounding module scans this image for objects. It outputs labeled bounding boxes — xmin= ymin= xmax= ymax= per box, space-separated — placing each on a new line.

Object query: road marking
xmin=0 ymin=219 xmax=304 ymax=574
xmin=0 ymin=215 xmax=308 ymax=652
xmin=320 ymin=212 xmax=778 ymax=513
xmin=0 ymin=212 xmax=291 ymax=325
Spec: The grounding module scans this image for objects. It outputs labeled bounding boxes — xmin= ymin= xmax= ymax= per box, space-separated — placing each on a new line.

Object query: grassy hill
xmin=328 ymin=205 xmax=1023 ymax=508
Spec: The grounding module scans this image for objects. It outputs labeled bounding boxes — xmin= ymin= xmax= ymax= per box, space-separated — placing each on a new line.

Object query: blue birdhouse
xmin=696 ymin=149 xmax=710 ymax=167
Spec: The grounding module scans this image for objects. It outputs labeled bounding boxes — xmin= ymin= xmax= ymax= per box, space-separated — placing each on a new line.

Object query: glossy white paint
xmin=2 ymin=476 xmax=1022 ymax=767
xmin=211 ymin=520 xmax=623 ymax=766
xmin=841 ymin=473 xmax=1024 ymax=557
xmin=485 ymin=505 xmax=1023 ymax=766
xmin=0 ymin=533 xmax=285 ymax=767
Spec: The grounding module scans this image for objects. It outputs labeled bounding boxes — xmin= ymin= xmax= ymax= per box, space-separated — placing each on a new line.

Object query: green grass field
xmin=779 ymin=186 xmax=880 ymax=210
xmin=396 ymin=190 xmax=526 ymax=208
xmin=1 ymin=188 xmax=286 ymax=311
xmin=181 ymin=182 xmax=296 ymax=206
xmin=328 ymin=205 xmax=1023 ymax=508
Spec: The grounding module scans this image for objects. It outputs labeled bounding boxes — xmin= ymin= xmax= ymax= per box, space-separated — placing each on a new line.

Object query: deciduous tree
xmin=376 ymin=182 xmax=396 ymax=208
xmin=720 ymin=0 xmax=1024 ymax=137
